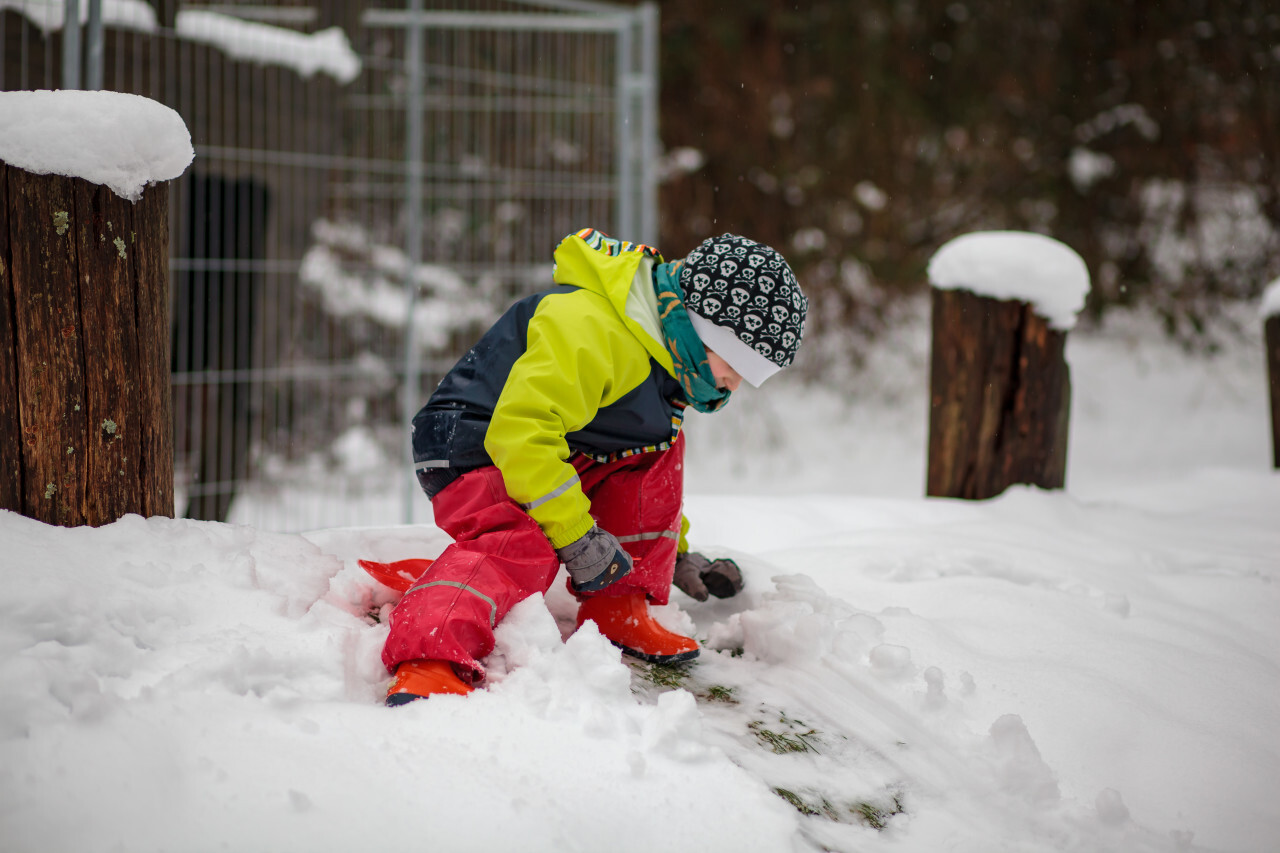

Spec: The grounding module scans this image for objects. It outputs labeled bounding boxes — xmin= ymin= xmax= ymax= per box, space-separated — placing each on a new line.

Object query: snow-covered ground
xmin=2 ymin=304 xmax=1277 ymax=853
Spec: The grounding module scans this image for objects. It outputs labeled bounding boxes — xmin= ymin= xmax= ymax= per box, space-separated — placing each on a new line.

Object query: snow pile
xmin=927 ymin=231 xmax=1091 ymax=330
xmin=0 ymin=513 xmax=796 ymax=853
xmin=0 ymin=90 xmax=192 ymax=201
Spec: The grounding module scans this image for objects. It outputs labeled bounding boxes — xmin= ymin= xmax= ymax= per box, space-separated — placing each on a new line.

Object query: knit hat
xmin=678 ymin=234 xmax=807 ymax=387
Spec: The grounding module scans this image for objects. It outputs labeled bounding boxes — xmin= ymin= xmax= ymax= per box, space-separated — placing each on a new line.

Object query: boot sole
xmin=613 ymin=642 xmax=700 ymax=665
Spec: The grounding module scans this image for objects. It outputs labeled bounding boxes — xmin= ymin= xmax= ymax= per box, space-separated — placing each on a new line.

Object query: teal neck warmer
xmin=652 ymin=261 xmax=731 ymax=413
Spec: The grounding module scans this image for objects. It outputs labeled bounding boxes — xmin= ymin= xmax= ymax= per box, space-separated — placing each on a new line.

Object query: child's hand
xmin=557 ymin=526 xmax=633 ymax=592
xmin=672 ymin=552 xmax=743 ymax=601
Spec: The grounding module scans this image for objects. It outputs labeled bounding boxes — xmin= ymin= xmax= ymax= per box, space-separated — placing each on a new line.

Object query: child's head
xmin=678 ymin=234 xmax=807 ymax=387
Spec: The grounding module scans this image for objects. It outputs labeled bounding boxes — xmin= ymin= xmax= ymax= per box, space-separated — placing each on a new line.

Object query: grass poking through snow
xmin=749 ymin=710 xmax=822 ymax=754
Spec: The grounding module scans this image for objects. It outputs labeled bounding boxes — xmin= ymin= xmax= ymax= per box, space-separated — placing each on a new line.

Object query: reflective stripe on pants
xmin=382 ymin=465 xmax=560 ymax=681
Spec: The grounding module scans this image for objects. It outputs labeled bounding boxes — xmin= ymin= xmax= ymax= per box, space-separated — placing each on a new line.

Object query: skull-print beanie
xmin=678 ymin=234 xmax=808 ymax=387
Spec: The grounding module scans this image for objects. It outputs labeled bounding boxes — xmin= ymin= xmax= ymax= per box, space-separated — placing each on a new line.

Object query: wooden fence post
xmin=1264 ymin=281 xmax=1280 ymax=469
xmin=925 ymin=231 xmax=1089 ymax=500
xmin=1 ymin=162 xmax=173 ymax=526
xmin=1269 ymin=314 xmax=1279 ymax=469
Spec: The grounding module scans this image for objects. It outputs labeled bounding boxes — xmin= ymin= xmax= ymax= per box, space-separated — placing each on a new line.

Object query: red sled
xmin=358 ymin=558 xmax=434 ymax=594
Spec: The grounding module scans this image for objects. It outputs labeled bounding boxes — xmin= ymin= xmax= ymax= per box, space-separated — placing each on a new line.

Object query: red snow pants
xmin=381 ymin=433 xmax=686 ymax=683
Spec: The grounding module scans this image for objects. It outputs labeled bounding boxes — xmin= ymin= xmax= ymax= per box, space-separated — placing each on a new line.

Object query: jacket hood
xmin=551 ymin=229 xmax=673 ymax=372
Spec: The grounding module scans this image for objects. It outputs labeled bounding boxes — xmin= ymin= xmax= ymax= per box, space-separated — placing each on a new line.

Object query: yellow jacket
xmin=412 ymin=229 xmax=688 ymax=549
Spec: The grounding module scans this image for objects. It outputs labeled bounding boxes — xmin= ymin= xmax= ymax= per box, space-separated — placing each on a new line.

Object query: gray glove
xmin=557 ymin=525 xmax=633 ymax=592
xmin=672 ymin=552 xmax=743 ymax=601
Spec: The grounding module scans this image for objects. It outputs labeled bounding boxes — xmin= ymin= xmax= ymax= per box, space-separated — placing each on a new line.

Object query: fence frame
xmin=363 ymin=0 xmax=659 ymax=523
xmin=11 ymin=0 xmax=659 ymax=530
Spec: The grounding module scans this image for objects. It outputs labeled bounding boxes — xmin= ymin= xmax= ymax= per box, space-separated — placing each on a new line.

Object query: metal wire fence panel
xmin=2 ymin=0 xmax=656 ymax=531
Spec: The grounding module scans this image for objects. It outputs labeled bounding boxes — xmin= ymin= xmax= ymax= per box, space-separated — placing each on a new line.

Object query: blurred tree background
xmin=644 ymin=0 xmax=1280 ymax=344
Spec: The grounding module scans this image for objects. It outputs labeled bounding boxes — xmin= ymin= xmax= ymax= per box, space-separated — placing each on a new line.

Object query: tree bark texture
xmin=0 ymin=162 xmax=173 ymax=526
xmin=927 ymin=287 xmax=1071 ymax=500
xmin=1267 ymin=315 xmax=1280 ymax=470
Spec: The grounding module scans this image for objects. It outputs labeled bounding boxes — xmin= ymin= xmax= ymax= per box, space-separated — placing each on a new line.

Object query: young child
xmin=384 ymin=228 xmax=808 ymax=704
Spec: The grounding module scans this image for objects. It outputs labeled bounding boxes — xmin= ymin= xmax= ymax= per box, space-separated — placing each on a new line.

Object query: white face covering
xmin=687 ymin=310 xmax=782 ymax=388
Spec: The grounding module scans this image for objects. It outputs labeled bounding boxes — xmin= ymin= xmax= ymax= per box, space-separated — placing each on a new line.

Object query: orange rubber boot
xmin=386 ymin=659 xmax=474 ymax=706
xmin=577 ymin=592 xmax=700 ymax=664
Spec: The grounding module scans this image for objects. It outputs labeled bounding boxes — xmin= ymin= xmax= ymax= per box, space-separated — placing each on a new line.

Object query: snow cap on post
xmin=927 ymin=231 xmax=1091 ymax=331
xmin=0 ymin=90 xmax=193 ymax=202
xmin=1261 ymin=277 xmax=1280 ymax=320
